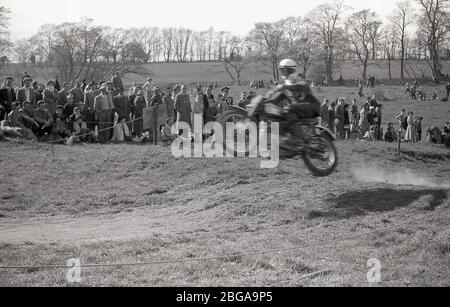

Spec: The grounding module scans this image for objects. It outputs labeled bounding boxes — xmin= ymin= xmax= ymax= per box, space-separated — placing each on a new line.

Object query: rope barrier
xmin=0 ymin=207 xmax=444 ymax=271
xmin=44 ymin=116 xmax=145 ymax=144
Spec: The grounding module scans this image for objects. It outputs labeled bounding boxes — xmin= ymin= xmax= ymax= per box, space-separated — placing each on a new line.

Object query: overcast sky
xmin=5 ymin=0 xmax=411 ymax=40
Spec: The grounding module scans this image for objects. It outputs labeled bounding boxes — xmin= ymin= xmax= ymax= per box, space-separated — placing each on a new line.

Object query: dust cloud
xmin=352 ymin=164 xmax=450 ymax=189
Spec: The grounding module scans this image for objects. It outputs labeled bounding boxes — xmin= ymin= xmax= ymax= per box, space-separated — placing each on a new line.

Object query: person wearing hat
xmin=43 ymin=81 xmax=59 ymax=115
xmin=0 ymin=77 xmax=16 ymax=120
xmin=94 ymin=86 xmax=114 ymax=142
xmin=150 ymin=87 xmax=163 ymax=106
xmin=16 ymin=77 xmax=36 ymax=107
xmin=221 ymin=87 xmax=233 ymax=106
xmin=132 ymin=90 xmax=147 ymax=136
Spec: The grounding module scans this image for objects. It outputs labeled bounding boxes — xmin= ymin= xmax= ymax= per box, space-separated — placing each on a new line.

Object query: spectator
xmin=94 ymin=86 xmax=114 ymax=142
xmin=163 ymin=88 xmax=175 ymax=126
xmin=238 ymin=92 xmax=250 ymax=108
xmin=5 ymin=102 xmax=37 ymax=141
xmin=335 ymin=99 xmax=345 ymax=139
xmin=369 ymin=95 xmax=378 ymax=108
xmin=69 ymin=80 xmax=84 ymax=104
xmin=51 ymin=106 xmax=70 ymax=141
xmin=142 ymin=78 xmax=154 ymax=105
xmin=358 ymin=80 xmax=364 ymax=97
xmin=111 ymin=116 xmax=131 ymax=142
xmin=375 ymin=105 xmax=383 ymax=140
xmin=112 ymin=71 xmax=124 ymax=92
xmin=221 ymin=87 xmax=233 ymax=106
xmin=384 ymin=123 xmax=398 ymax=143
xmin=359 ymin=103 xmax=370 ymax=137
xmin=416 ymin=117 xmax=423 ymax=142
xmin=203 ymin=86 xmax=212 ymax=123
xmin=328 ymin=101 xmax=336 ymax=134
xmin=54 ymin=75 xmax=61 ymax=92
xmin=0 ymin=77 xmax=16 ymax=119
xmin=350 ymin=99 xmax=359 ymax=129
xmin=150 ymin=87 xmax=163 ymax=106
xmin=205 ymin=95 xmax=219 ymax=123
xmin=63 ymin=94 xmax=76 ymax=120
xmin=34 ymin=83 xmax=44 ymax=102
xmin=84 ymin=81 xmax=98 ymax=130
xmin=16 ymin=78 xmax=36 ymax=107
xmin=21 ymin=72 xmax=32 ymax=87
xmin=343 ymin=104 xmax=350 ymax=139
xmin=175 ymin=85 xmax=192 ymax=136
xmin=34 ymin=100 xmax=53 ymax=139
xmin=405 ymin=112 xmax=417 ymax=143
xmin=58 ymin=82 xmax=70 ymax=106
xmin=114 ymin=90 xmax=131 ymax=126
xmin=132 ymin=90 xmax=147 ymax=136
xmin=427 ymin=126 xmax=442 ymax=144
xmin=71 ymin=114 xmax=96 ymax=143
xmin=446 ymin=81 xmax=450 ymax=98
xmin=320 ymin=99 xmax=329 ymax=128
xmin=43 ymin=81 xmax=59 ymax=115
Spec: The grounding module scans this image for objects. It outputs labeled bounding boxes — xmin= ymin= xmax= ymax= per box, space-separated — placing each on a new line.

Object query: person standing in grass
xmin=405 ymin=112 xmax=417 ymax=143
xmin=174 ymin=85 xmax=192 ymax=136
xmin=132 ymin=90 xmax=147 ymax=136
xmin=446 ymin=82 xmax=450 ymax=98
xmin=94 ymin=86 xmax=114 ymax=142
xmin=416 ymin=117 xmax=423 ymax=142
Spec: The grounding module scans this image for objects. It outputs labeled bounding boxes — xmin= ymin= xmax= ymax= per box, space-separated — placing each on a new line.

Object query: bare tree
xmin=282 ymin=16 xmax=318 ymax=78
xmin=162 ymin=28 xmax=175 ymax=62
xmin=417 ymin=0 xmax=450 ymax=82
xmin=345 ymin=9 xmax=382 ymax=80
xmin=248 ymin=21 xmax=285 ymax=81
xmin=0 ymin=6 xmax=12 ymax=58
xmin=307 ymin=0 xmax=345 ymax=81
xmin=390 ymin=0 xmax=415 ymax=79
xmin=223 ymin=37 xmax=249 ymax=85
xmin=380 ymin=26 xmax=399 ymax=79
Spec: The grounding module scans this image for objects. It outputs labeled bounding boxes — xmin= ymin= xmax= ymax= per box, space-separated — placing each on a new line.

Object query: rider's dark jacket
xmin=264 ymin=81 xmax=321 ymax=119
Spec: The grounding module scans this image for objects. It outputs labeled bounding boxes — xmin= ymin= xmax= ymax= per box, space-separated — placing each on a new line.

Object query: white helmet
xmin=279 ymin=59 xmax=297 ymax=69
xmin=279 ymin=59 xmax=298 ymax=81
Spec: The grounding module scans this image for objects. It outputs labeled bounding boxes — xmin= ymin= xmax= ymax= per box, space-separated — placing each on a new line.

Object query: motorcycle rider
xmin=262 ymin=59 xmax=322 ymax=157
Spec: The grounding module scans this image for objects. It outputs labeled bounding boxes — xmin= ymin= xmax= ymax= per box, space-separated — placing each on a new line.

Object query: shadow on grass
xmin=308 ymin=188 xmax=448 ymax=220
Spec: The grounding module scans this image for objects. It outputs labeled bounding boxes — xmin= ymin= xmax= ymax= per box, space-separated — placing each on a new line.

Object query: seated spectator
xmin=427 ymin=126 xmax=442 ymax=144
xmin=51 ymin=106 xmax=71 ymax=141
xmin=5 ymin=102 xmax=37 ymax=141
xmin=71 ymin=114 xmax=97 ymax=143
xmin=111 ymin=116 xmax=131 ymax=142
xmin=160 ymin=118 xmax=177 ymax=145
xmin=384 ymin=123 xmax=398 ymax=143
xmin=34 ymin=100 xmax=53 ymax=139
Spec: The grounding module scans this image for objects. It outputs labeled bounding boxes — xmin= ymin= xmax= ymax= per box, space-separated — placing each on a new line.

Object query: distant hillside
xmin=1 ymin=60 xmax=449 ymax=86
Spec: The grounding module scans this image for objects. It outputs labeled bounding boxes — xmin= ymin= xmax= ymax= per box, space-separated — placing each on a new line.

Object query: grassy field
xmin=0 ymin=141 xmax=449 ymax=287
xmin=2 ymin=60 xmax=450 ymax=86
xmin=0 ymin=79 xmax=449 ymax=286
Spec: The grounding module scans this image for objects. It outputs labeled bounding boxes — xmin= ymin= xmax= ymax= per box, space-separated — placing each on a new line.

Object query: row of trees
xmin=1 ymin=0 xmax=449 ymax=83
xmin=246 ymin=0 xmax=450 ymax=83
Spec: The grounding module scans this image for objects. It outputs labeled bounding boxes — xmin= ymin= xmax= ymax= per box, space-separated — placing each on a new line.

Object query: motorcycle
xmin=216 ymin=96 xmax=338 ymax=177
